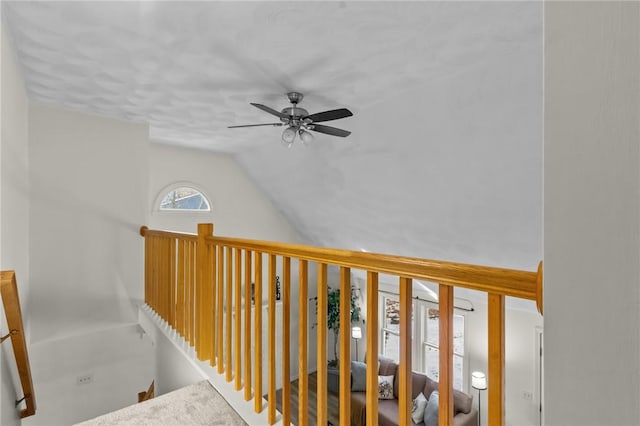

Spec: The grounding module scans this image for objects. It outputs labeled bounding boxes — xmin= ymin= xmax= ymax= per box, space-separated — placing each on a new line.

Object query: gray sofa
xmin=350 ymin=356 xmax=478 ymax=426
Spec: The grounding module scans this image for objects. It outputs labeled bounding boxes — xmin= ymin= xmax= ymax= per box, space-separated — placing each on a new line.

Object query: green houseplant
xmin=314 ymin=286 xmax=362 ymax=367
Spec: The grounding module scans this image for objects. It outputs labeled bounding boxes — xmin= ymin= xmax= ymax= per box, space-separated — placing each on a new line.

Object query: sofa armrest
xmin=454 ymin=407 xmax=478 ymax=426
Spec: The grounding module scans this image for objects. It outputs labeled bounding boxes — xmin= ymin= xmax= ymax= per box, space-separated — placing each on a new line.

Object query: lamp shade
xmin=471 ymin=371 xmax=487 ymax=390
xmin=281 ymin=126 xmax=297 ymax=146
xmin=299 ymin=129 xmax=314 ymax=145
xmin=351 ymin=326 xmax=362 ymax=339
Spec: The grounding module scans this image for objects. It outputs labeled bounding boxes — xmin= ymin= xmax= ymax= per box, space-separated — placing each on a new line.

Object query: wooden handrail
xmin=210 ymin=236 xmax=538 ymax=302
xmin=141 ymin=226 xmax=541 ymax=303
xmin=139 ymin=225 xmax=543 ymax=426
xmin=0 ymin=271 xmax=36 ymax=418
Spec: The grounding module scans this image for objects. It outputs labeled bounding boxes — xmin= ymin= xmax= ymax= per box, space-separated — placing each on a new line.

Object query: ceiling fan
xmin=228 ymin=92 xmax=353 ymax=147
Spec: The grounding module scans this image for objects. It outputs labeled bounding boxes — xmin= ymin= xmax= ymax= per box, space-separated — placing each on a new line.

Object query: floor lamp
xmin=471 ymin=371 xmax=487 ymax=426
xmin=351 ymin=326 xmax=362 ymax=361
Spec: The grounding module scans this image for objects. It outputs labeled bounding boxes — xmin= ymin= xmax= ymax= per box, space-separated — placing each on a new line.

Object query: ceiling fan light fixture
xmin=281 ymin=126 xmax=297 ymax=147
xmin=299 ymin=129 xmax=314 ymax=145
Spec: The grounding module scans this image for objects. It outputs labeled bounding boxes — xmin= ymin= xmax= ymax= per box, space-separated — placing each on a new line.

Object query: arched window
xmin=158 ymin=186 xmax=211 ymax=212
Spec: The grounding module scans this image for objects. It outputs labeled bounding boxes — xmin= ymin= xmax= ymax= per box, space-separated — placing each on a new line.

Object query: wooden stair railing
xmin=138 ymin=380 xmax=155 ymax=403
xmin=0 ymin=270 xmax=36 ymax=418
xmin=140 ymin=224 xmax=543 ymax=426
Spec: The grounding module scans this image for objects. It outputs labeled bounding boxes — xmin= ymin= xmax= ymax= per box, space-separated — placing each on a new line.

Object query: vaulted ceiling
xmin=3 ymin=1 xmax=542 ymax=279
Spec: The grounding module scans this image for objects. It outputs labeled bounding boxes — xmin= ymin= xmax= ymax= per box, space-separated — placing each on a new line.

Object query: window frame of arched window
xmin=153 ymin=182 xmax=212 ymax=214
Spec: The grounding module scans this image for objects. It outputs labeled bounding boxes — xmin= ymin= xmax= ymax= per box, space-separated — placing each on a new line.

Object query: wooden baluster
xmin=282 ymin=257 xmax=292 ymax=426
xmin=244 ymin=250 xmax=253 ymax=401
xmin=339 ymin=267 xmax=351 ymax=426
xmin=160 ymin=237 xmax=167 ymax=320
xmin=438 ymin=284 xmax=454 ymax=426
xmin=365 ymin=271 xmax=379 ymax=426
xmin=398 ymin=277 xmax=412 ymax=426
xmin=298 ymin=260 xmax=308 ymax=426
xmin=210 ymin=243 xmax=217 ymax=366
xmin=144 ymin=233 xmax=150 ymax=306
xmin=488 ymin=293 xmax=505 ymax=426
xmin=254 ymin=252 xmax=263 ymax=413
xmin=234 ymin=248 xmax=242 ymax=390
xmin=176 ymin=240 xmax=185 ymax=337
xmin=188 ymin=240 xmax=195 ymax=346
xmin=224 ymin=246 xmax=233 ymax=379
xmin=197 ymin=224 xmax=214 ymax=361
xmin=150 ymin=236 xmax=156 ymax=313
xmin=169 ymin=238 xmax=176 ymax=328
xmin=226 ymin=247 xmax=233 ymax=381
xmin=268 ymin=254 xmax=277 ymax=424
xmin=217 ymin=245 xmax=225 ymax=373
xmin=316 ymin=263 xmax=328 ymax=426
xmin=185 ymin=240 xmax=192 ymax=344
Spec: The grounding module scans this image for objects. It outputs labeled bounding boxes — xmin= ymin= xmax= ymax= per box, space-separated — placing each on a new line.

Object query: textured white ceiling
xmin=3 ymin=1 xmax=543 ymax=297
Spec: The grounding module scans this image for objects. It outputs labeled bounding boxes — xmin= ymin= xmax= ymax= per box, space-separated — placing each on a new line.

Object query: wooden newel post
xmin=196 ymin=223 xmax=214 ymax=361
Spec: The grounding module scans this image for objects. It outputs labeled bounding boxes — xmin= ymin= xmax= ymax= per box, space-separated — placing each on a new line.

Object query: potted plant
xmin=312 ymin=286 xmax=362 ymax=367
xmin=328 ymin=287 xmax=361 ymax=367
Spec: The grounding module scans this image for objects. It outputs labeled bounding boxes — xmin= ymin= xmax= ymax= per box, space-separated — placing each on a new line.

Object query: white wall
xmin=466 ymin=299 xmax=543 ymax=426
xmin=23 ymin=104 xmax=150 ymax=424
xmin=148 ymin=142 xmax=317 ymax=378
xmin=28 ymin=104 xmax=149 ymax=344
xmin=148 ymin=142 xmax=303 ymax=242
xmin=22 ymin=325 xmax=154 ymax=426
xmin=1 ymin=25 xmax=30 ymax=426
xmin=544 ymin=3 xmax=640 ymax=425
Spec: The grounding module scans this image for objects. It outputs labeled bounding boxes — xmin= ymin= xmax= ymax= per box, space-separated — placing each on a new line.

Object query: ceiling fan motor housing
xmin=280 ymin=107 xmax=309 ymax=124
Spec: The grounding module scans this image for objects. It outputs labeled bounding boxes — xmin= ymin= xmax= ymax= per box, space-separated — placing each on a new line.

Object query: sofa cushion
xmin=378 ymin=355 xmax=398 ymax=376
xmin=421 ymin=377 xmax=473 ymax=415
xmin=378 ymin=375 xmax=395 ymax=399
xmin=453 ymin=388 xmax=473 ymax=414
xmin=410 ymin=372 xmax=428 ymax=399
xmin=351 ymin=361 xmax=367 ymax=392
xmin=378 ymin=399 xmax=402 ymax=426
xmin=424 ymin=390 xmax=439 ymax=426
xmin=411 ymin=392 xmax=428 ymax=423
xmin=422 ymin=376 xmax=439 ymax=399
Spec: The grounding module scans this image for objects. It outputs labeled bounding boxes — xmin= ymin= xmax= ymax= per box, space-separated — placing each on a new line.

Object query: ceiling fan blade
xmin=250 ymin=103 xmax=288 ymax=119
xmin=304 ymin=108 xmax=353 ymax=123
xmin=310 ymin=124 xmax=351 ymax=138
xmin=228 ymin=123 xmax=283 ymax=128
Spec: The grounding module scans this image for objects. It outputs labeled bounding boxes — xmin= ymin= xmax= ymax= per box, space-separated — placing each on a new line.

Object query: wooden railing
xmin=138 ymin=380 xmax=155 ymax=403
xmin=140 ymin=224 xmax=543 ymax=426
xmin=0 ymin=271 xmax=36 ymax=418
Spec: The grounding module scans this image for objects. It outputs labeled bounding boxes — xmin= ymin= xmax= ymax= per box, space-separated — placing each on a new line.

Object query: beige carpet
xmin=76 ymin=381 xmax=247 ymax=426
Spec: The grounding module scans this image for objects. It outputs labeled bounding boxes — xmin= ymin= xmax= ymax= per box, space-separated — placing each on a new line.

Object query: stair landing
xmin=75 ymin=381 xmax=247 ymax=426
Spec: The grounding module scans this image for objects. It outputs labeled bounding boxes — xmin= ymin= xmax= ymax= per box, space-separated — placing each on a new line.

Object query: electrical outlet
xmin=76 ymin=374 xmax=93 ymax=385
xmin=521 ymin=390 xmax=533 ymax=400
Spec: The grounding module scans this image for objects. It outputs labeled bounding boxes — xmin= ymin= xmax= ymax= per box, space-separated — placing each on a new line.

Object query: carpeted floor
xmin=75 ymin=381 xmax=247 ymax=426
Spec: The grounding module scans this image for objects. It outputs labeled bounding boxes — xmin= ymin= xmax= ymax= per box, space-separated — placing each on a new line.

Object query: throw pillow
xmin=411 ymin=392 xmax=428 ymax=423
xmin=424 ymin=390 xmax=439 ymax=426
xmin=378 ymin=375 xmax=394 ymax=399
xmin=351 ymin=361 xmax=367 ymax=392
